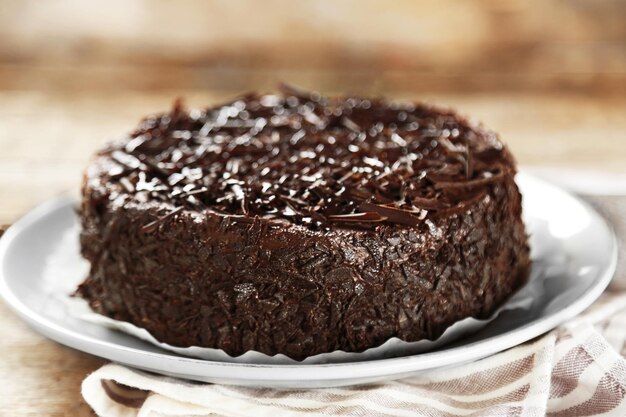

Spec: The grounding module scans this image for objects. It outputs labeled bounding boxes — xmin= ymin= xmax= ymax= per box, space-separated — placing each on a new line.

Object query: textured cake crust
xmin=77 ymin=87 xmax=530 ymax=360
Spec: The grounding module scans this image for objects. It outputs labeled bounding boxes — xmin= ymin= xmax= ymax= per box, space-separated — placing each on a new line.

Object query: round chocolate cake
xmin=77 ymin=86 xmax=530 ymax=360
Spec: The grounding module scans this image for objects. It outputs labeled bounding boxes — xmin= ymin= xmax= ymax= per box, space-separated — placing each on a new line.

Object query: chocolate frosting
xmin=77 ymin=87 xmax=530 ymax=360
xmin=98 ymin=84 xmax=512 ymax=230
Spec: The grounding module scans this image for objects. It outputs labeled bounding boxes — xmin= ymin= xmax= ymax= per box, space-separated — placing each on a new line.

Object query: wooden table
xmin=0 ymin=89 xmax=625 ymax=416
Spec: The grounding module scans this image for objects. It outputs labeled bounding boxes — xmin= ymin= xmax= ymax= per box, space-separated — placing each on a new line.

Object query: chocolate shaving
xmin=138 ymin=155 xmax=171 ymax=179
xmin=180 ymin=187 xmax=209 ymax=197
xmin=342 ymin=117 xmax=361 ymax=132
xmin=432 ymin=191 xmax=489 ymax=218
xmin=358 ymin=202 xmax=425 ymax=226
xmin=407 ymin=194 xmax=450 ymax=210
xmin=119 ymin=177 xmax=135 ymax=193
xmin=169 ymin=97 xmax=185 ymax=126
xmin=277 ymin=82 xmax=311 ymax=100
xmin=141 ymin=206 xmax=184 ymax=233
xmin=327 ymin=212 xmax=388 ymax=223
xmin=435 ymin=171 xmax=504 ymax=191
xmin=97 ymin=87 xmax=513 ymax=229
xmin=464 ymin=147 xmax=473 ymax=179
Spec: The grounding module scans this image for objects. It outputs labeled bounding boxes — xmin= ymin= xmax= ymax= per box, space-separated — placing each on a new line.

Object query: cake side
xmin=77 ymin=89 xmax=530 ymax=359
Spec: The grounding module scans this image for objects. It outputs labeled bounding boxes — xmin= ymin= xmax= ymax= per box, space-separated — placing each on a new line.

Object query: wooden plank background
xmin=0 ymin=0 xmax=624 ymax=94
xmin=0 ymin=1 xmax=624 ymax=415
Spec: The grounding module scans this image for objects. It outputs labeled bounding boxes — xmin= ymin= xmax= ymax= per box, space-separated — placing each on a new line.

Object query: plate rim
xmin=0 ymin=172 xmax=618 ymax=385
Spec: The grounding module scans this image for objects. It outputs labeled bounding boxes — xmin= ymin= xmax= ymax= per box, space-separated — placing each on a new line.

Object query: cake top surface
xmin=96 ymin=85 xmax=515 ymax=229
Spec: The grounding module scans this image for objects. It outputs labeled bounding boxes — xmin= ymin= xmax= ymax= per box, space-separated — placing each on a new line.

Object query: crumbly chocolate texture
xmin=77 ymin=86 xmax=530 ymax=360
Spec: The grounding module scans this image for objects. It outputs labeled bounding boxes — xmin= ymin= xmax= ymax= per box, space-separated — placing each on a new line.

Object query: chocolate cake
xmin=77 ymin=86 xmax=530 ymax=360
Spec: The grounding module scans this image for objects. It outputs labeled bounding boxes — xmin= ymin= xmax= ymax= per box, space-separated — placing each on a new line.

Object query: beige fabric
xmin=81 ymin=194 xmax=626 ymax=417
xmin=82 ymin=295 xmax=626 ymax=417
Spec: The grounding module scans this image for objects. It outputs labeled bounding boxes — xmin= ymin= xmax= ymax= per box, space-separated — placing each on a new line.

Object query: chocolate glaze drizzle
xmin=100 ymin=85 xmax=513 ymax=229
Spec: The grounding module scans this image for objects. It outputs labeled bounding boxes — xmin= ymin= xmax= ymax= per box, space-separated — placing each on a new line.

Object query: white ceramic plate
xmin=0 ymin=173 xmax=617 ymax=388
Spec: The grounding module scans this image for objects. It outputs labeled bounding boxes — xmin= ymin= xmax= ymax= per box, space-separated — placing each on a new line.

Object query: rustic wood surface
xmin=1 ymin=0 xmax=624 ymax=95
xmin=0 ymin=88 xmax=624 ymax=416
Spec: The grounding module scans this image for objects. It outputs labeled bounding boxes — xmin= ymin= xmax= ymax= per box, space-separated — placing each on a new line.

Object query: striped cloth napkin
xmin=81 ymin=185 xmax=626 ymax=417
